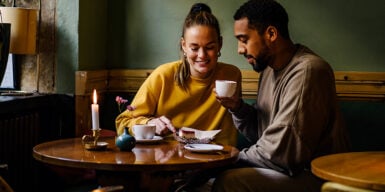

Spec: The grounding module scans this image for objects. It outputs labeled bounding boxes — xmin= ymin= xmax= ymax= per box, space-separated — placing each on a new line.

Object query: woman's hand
xmin=148 ymin=116 xmax=176 ymax=136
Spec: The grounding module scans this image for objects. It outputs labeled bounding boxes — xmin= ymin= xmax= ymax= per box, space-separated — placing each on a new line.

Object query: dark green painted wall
xmin=58 ymin=0 xmax=385 ymax=93
xmin=56 ymin=0 xmax=79 ymax=93
xmin=105 ymin=0 xmax=385 ymax=71
xmin=280 ymin=0 xmax=385 ymax=71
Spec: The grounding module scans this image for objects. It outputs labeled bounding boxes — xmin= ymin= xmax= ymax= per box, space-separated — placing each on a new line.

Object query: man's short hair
xmin=234 ymin=0 xmax=290 ymax=39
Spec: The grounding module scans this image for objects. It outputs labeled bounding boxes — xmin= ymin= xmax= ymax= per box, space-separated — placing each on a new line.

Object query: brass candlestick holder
xmin=82 ymin=128 xmax=108 ymax=150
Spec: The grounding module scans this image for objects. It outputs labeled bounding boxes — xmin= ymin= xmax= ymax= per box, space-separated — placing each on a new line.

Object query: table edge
xmin=33 ymin=138 xmax=240 ymax=172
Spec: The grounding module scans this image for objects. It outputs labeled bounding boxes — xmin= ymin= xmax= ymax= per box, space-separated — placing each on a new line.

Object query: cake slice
xmin=179 ymin=129 xmax=195 ymax=139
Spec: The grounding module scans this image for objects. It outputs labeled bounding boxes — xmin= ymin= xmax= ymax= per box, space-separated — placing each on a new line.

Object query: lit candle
xmin=91 ymin=89 xmax=100 ymax=130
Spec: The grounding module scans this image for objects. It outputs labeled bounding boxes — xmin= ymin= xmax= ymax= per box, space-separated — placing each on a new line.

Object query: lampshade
xmin=0 ymin=7 xmax=38 ymax=54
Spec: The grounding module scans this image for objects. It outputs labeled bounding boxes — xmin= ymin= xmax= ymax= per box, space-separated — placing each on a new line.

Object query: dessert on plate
xmin=175 ymin=127 xmax=221 ymax=144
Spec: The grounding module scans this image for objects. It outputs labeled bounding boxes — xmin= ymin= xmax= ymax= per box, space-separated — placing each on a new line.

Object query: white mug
xmin=132 ymin=124 xmax=156 ymax=139
xmin=215 ymin=80 xmax=237 ymax=97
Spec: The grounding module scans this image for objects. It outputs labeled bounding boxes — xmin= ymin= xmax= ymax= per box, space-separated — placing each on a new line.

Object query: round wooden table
xmin=33 ymin=136 xmax=239 ymax=191
xmin=311 ymin=151 xmax=385 ymax=191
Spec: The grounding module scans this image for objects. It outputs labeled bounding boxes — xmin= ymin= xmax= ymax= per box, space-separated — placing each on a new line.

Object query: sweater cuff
xmin=229 ymin=99 xmax=243 ymax=113
xmin=229 ymin=99 xmax=250 ymax=118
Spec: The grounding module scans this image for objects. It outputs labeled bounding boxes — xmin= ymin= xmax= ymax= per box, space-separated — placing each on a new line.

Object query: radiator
xmin=0 ymin=112 xmax=40 ymax=192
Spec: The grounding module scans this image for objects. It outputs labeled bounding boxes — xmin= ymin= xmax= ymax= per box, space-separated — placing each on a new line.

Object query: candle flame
xmin=93 ymin=89 xmax=97 ymax=104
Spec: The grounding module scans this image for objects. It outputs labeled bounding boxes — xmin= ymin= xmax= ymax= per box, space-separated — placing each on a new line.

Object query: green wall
xmin=107 ymin=0 xmax=247 ymax=69
xmin=106 ymin=0 xmax=385 ymax=72
xmin=78 ymin=0 xmax=108 ymax=70
xmin=56 ymin=0 xmax=385 ymax=93
xmin=56 ymin=0 xmax=79 ymax=93
xmin=280 ymin=0 xmax=385 ymax=71
xmin=56 ymin=0 xmax=108 ymax=93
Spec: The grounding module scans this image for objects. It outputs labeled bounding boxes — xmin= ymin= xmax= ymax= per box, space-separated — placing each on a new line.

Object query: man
xmin=213 ymin=0 xmax=350 ymax=191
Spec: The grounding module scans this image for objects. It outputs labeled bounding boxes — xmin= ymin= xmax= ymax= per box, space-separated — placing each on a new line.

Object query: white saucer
xmin=84 ymin=141 xmax=108 ymax=150
xmin=184 ymin=144 xmax=223 ymax=153
xmin=135 ymin=136 xmax=163 ymax=144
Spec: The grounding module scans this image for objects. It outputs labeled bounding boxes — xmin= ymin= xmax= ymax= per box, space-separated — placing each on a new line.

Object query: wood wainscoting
xmin=75 ymin=70 xmax=385 ymax=137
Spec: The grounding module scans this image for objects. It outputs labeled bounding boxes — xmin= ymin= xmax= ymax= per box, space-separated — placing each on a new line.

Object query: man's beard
xmin=245 ymin=42 xmax=270 ymax=72
xmin=245 ymin=50 xmax=269 ymax=72
xmin=252 ymin=59 xmax=268 ymax=72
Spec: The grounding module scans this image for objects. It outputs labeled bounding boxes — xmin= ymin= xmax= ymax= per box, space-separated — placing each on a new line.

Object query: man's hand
xmin=214 ymin=88 xmax=242 ymax=112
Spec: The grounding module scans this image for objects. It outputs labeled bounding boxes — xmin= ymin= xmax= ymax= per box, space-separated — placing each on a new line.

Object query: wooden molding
xmin=334 ymin=71 xmax=385 ymax=101
xmin=75 ymin=70 xmax=385 ymax=101
xmin=75 ymin=70 xmax=152 ymax=95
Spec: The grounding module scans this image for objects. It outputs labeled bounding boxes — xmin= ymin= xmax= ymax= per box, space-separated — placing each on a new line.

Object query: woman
xmin=116 ymin=3 xmax=241 ymax=145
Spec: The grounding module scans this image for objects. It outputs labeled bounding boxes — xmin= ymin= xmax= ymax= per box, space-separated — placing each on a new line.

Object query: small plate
xmin=184 ymin=144 xmax=224 ymax=153
xmin=135 ymin=136 xmax=163 ymax=144
xmin=84 ymin=141 xmax=108 ymax=151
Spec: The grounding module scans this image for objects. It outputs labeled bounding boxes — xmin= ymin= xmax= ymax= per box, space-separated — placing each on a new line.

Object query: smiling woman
xmin=114 ymin=3 xmax=242 ymax=147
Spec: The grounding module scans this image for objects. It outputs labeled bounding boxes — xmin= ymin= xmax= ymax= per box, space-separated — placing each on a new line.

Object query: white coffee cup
xmin=132 ymin=124 xmax=156 ymax=139
xmin=215 ymin=80 xmax=237 ymax=97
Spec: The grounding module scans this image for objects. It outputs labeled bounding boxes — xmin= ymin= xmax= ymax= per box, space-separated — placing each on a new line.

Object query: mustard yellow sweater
xmin=115 ymin=60 xmax=241 ymax=145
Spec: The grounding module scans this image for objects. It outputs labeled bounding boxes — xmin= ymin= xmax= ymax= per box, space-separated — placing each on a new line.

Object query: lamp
xmin=0 ymin=7 xmax=38 ymax=54
xmin=0 ymin=7 xmax=39 ymax=94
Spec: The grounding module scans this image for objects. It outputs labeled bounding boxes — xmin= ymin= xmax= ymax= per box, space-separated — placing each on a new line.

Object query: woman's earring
xmin=217 ymin=51 xmax=221 ymax=57
xmin=183 ymin=52 xmax=187 ymax=57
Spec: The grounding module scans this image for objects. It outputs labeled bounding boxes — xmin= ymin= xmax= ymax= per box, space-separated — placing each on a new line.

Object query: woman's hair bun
xmin=190 ymin=3 xmax=211 ymax=14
